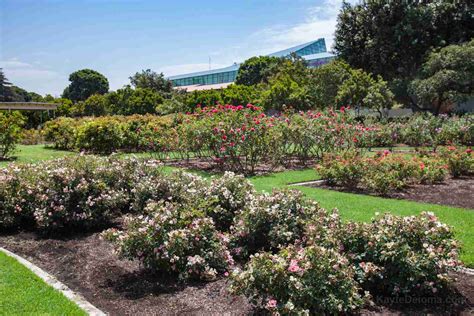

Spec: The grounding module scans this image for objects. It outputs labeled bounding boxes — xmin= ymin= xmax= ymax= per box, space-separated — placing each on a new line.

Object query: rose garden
xmin=1 ymin=1 xmax=473 ymax=314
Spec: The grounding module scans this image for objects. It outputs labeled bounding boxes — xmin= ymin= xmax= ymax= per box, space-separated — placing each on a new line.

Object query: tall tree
xmin=334 ymin=1 xmax=473 ymax=103
xmin=0 ymin=68 xmax=13 ymax=102
xmin=62 ymin=69 xmax=109 ymax=102
xmin=235 ymin=56 xmax=283 ymax=86
xmin=410 ymin=39 xmax=474 ymax=114
xmin=129 ymin=69 xmax=172 ymax=94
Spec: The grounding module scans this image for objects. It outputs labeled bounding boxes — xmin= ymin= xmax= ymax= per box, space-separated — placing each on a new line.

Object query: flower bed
xmin=316 ymin=147 xmax=472 ymax=195
xmin=0 ymin=156 xmax=463 ymax=314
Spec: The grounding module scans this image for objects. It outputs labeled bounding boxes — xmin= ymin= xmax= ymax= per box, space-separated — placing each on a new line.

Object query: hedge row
xmin=42 ymin=107 xmax=473 ymax=174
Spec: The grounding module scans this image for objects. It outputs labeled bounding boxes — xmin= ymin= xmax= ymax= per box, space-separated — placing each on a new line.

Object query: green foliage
xmin=0 ymin=111 xmax=25 ymax=159
xmin=231 ymin=244 xmax=365 ymax=314
xmin=235 ymin=56 xmax=283 ymax=86
xmin=105 ymin=86 xmax=164 ymax=115
xmin=73 ymin=94 xmax=108 ymax=117
xmin=129 ymin=69 xmax=172 ymax=94
xmin=336 ymin=70 xmax=394 ymax=114
xmin=335 ymin=1 xmax=473 ymax=83
xmin=62 ymin=69 xmax=109 ymax=102
xmin=260 ymin=56 xmax=311 ymax=111
xmin=410 ymin=40 xmax=474 ymax=114
xmin=308 ymin=60 xmax=353 ymax=107
xmin=0 ymin=68 xmax=13 ymax=102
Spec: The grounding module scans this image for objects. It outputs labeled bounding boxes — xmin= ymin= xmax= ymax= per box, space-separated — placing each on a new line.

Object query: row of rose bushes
xmin=317 ymin=146 xmax=473 ymax=194
xmin=42 ymin=107 xmax=473 ymax=174
xmin=0 ymin=156 xmax=461 ymax=313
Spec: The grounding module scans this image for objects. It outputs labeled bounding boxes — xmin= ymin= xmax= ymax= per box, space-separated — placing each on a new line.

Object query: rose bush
xmin=316 ymin=150 xmax=452 ymax=195
xmin=103 ymin=201 xmax=233 ymax=280
xmin=337 ymin=213 xmax=459 ymax=296
xmin=230 ymin=189 xmax=331 ymax=258
xmin=230 ymin=244 xmax=367 ymax=314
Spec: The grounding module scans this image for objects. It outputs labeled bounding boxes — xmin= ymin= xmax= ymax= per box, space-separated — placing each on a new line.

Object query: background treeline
xmin=0 ymin=0 xmax=473 ymax=130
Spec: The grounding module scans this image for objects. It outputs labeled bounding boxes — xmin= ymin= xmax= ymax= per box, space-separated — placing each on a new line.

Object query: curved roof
xmin=168 ymin=38 xmax=333 ymax=80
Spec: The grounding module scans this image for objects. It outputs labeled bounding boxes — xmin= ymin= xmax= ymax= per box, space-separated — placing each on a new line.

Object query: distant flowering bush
xmin=230 ymin=244 xmax=367 ymax=314
xmin=102 ymin=202 xmax=232 ymax=280
xmin=338 ymin=212 xmax=459 ymax=296
xmin=316 ymin=150 xmax=451 ymax=194
xmin=438 ymin=146 xmax=473 ymax=177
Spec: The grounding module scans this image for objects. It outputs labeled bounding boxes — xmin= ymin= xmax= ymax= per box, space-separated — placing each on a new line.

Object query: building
xmin=168 ymin=38 xmax=335 ymax=91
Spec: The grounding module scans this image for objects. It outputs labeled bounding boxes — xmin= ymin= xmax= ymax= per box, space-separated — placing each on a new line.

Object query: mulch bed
xmin=1 ymin=229 xmax=473 ymax=315
xmin=162 ymin=157 xmax=317 ymax=175
xmin=307 ymin=177 xmax=474 ymax=209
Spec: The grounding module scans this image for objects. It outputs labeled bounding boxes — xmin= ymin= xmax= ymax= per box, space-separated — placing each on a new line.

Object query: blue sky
xmin=0 ymin=0 xmax=352 ymax=96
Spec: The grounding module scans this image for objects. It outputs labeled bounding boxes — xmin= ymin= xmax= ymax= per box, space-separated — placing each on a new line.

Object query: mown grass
xmin=0 ymin=251 xmax=86 ymax=315
xmin=0 ymin=144 xmax=74 ymax=168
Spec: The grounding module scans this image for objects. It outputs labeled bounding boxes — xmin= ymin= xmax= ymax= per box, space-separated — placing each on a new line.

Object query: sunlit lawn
xmin=0 ymin=251 xmax=85 ymax=315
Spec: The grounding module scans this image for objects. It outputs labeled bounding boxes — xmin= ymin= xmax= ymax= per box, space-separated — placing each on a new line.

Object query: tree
xmin=0 ymin=68 xmax=13 ymax=102
xmin=62 ymin=69 xmax=109 ymax=102
xmin=129 ymin=69 xmax=172 ymax=94
xmin=307 ymin=60 xmax=353 ymax=108
xmin=261 ymin=56 xmax=311 ymax=110
xmin=409 ymin=40 xmax=474 ymax=115
xmin=106 ymin=86 xmax=163 ymax=115
xmin=74 ymin=94 xmax=108 ymax=117
xmin=235 ymin=56 xmax=283 ymax=86
xmin=336 ymin=69 xmax=394 ymax=116
xmin=334 ymin=1 xmax=473 ymax=103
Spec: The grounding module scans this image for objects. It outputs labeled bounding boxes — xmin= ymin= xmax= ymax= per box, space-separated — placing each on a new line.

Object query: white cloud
xmin=0 ymin=58 xmax=62 ymax=95
xmin=246 ymin=0 xmax=352 ymax=55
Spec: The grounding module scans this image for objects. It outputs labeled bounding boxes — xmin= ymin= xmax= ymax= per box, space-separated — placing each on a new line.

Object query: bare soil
xmin=1 ymin=230 xmax=473 ymax=315
xmin=307 ymin=177 xmax=474 ymax=209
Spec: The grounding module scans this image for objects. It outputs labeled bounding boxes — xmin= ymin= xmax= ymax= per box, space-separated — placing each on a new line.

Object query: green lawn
xmin=0 ymin=145 xmax=74 ymax=168
xmin=0 ymin=251 xmax=86 ymax=315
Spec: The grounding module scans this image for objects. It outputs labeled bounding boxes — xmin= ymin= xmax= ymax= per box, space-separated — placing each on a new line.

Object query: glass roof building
xmin=169 ymin=38 xmax=335 ymax=89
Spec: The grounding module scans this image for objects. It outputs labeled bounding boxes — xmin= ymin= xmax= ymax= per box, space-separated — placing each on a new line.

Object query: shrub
xmin=230 ymin=190 xmax=329 ymax=258
xmin=339 ymin=213 xmax=459 ymax=296
xmin=75 ymin=118 xmax=125 ymax=154
xmin=0 ymin=165 xmax=38 ymax=228
xmin=206 ymin=172 xmax=255 ymax=231
xmin=43 ymin=117 xmax=79 ymax=150
xmin=0 ymin=156 xmax=163 ymax=232
xmin=0 ymin=111 xmax=24 ymax=159
xmin=438 ymin=146 xmax=473 ymax=177
xmin=102 ymin=201 xmax=233 ymax=280
xmin=316 ymin=150 xmax=448 ymax=195
xmin=20 ymin=129 xmax=44 ymax=145
xmin=230 ymin=244 xmax=366 ymax=314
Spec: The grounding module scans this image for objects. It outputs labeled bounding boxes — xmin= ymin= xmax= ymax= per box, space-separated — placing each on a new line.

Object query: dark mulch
xmin=0 ymin=231 xmax=251 ymax=316
xmin=1 ymin=231 xmax=473 ymax=315
xmin=162 ymin=157 xmax=317 ymax=175
xmin=307 ymin=177 xmax=474 ymax=209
